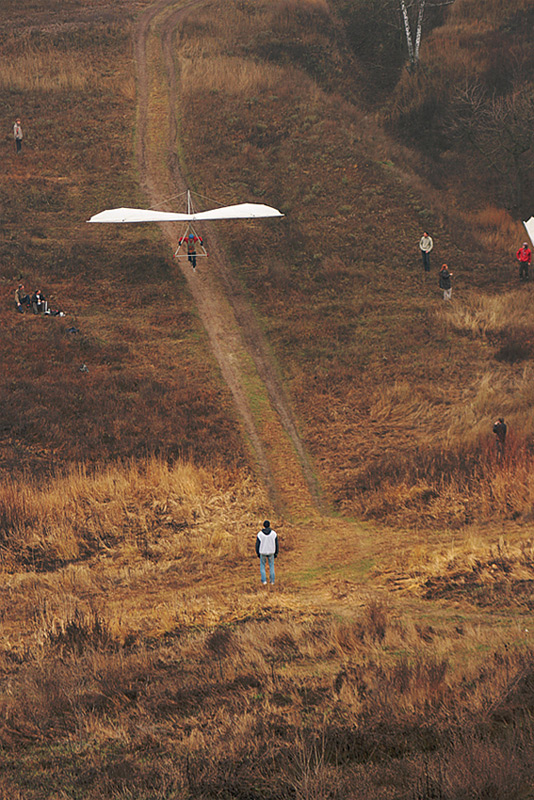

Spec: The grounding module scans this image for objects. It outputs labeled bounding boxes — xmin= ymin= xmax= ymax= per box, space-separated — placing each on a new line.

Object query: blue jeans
xmin=260 ymin=554 xmax=275 ymax=584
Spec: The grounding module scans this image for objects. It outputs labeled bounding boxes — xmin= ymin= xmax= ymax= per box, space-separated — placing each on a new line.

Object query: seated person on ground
xmin=15 ymin=283 xmax=31 ymax=313
xmin=31 ymin=289 xmax=47 ymax=314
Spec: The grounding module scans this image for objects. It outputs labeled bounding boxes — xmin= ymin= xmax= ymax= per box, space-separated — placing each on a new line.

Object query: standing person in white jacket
xmin=255 ymin=520 xmax=278 ymax=586
xmin=419 ymin=232 xmax=433 ymax=272
xmin=13 ymin=118 xmax=23 ymax=155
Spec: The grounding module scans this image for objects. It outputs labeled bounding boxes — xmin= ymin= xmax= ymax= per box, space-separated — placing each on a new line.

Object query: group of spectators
xmin=15 ymin=284 xmax=47 ymax=314
xmin=419 ymin=233 xmax=518 ymax=459
xmin=419 ymin=232 xmax=532 ymax=300
xmin=15 ymin=284 xmax=63 ymax=316
xmin=419 ymin=232 xmax=454 ymax=300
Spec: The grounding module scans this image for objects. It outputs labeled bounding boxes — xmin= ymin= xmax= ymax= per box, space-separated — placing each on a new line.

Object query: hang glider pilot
xmin=178 ymin=232 xmax=203 ymax=269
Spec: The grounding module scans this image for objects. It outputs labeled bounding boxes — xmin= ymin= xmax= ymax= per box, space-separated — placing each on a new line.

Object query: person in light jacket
xmin=15 ymin=283 xmax=31 ymax=312
xmin=419 ymin=232 xmax=433 ymax=272
xmin=255 ymin=520 xmax=278 ymax=585
xmin=13 ymin=118 xmax=23 ymax=154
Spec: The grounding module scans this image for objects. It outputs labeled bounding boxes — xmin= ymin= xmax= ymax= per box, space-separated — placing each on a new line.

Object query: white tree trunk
xmin=414 ymin=0 xmax=426 ymax=63
xmin=400 ymin=0 xmax=415 ymax=65
xmin=400 ymin=0 xmax=454 ymax=70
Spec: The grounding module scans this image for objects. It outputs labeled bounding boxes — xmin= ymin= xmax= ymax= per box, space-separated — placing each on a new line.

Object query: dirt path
xmin=133 ymin=0 xmax=323 ymax=517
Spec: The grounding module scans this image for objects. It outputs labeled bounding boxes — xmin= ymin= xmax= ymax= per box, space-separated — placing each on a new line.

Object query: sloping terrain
xmin=0 ymin=0 xmax=247 ymax=478
xmin=173 ymin=0 xmax=534 ymax=527
xmin=133 ymin=0 xmax=322 ymax=515
xmin=1 ymin=0 xmax=534 ymax=798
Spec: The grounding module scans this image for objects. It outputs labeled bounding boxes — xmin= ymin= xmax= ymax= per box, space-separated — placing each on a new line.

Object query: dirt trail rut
xmin=134 ymin=0 xmax=323 ymax=516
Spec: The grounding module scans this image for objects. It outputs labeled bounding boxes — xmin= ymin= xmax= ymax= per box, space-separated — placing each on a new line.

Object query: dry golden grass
xmin=285 ymin=0 xmax=329 ymax=8
xmin=451 ymin=0 xmax=533 ymax=23
xmin=179 ymin=55 xmax=289 ymax=96
xmin=180 ymin=0 xmax=329 ymax=52
xmin=0 ymin=457 xmax=268 ymax=571
xmin=378 ymin=519 xmax=534 ymax=596
xmin=349 ymin=435 xmax=534 ymax=528
xmin=466 ymin=207 xmax=526 ymax=253
xmin=0 ymin=38 xmax=102 ymax=92
xmin=1 ymin=595 xmax=532 ymax=798
xmin=1 ymin=0 xmax=534 ymax=795
xmin=443 ymin=290 xmax=534 ymax=338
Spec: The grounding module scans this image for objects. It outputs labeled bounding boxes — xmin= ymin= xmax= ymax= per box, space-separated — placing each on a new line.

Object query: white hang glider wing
xmin=523 ymin=217 xmax=534 ymax=247
xmin=88 ymin=202 xmax=283 ymax=224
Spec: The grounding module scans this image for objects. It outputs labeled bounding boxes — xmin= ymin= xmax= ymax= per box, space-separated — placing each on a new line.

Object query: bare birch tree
xmin=400 ymin=0 xmax=456 ymax=71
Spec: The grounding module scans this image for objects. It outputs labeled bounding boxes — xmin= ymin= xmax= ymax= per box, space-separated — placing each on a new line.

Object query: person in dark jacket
xmin=493 ymin=417 xmax=507 ymax=457
xmin=439 ymin=264 xmax=453 ymax=301
xmin=255 ymin=520 xmax=278 ymax=585
xmin=31 ymin=289 xmax=47 ymax=314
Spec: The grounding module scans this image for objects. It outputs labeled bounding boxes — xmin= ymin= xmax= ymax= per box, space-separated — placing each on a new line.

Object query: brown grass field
xmin=0 ymin=0 xmax=534 ymax=797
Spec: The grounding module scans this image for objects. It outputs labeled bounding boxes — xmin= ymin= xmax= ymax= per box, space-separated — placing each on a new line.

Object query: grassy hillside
xmin=175 ymin=0 xmax=534 ymax=528
xmin=1 ymin=0 xmax=534 ymax=798
xmin=382 ymin=0 xmax=534 ymax=212
xmin=0 ymin=0 xmax=246 ymax=476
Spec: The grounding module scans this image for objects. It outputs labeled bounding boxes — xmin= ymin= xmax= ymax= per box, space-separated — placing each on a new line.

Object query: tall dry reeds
xmin=178 ymin=56 xmax=289 ymax=97
xmin=0 ymin=458 xmax=266 ymax=571
xmin=1 ymin=601 xmax=532 ymax=798
xmin=450 ymin=0 xmax=533 ymax=24
xmin=443 ymin=290 xmax=534 ymax=339
xmin=466 ymin=207 xmax=525 ymax=253
xmin=0 ymin=38 xmax=101 ymax=92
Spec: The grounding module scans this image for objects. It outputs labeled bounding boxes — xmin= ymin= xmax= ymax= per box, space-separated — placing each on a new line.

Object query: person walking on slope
xmin=516 ymin=242 xmax=532 ymax=281
xmin=493 ymin=417 xmax=507 ymax=458
xmin=419 ymin=232 xmax=433 ymax=273
xmin=439 ymin=263 xmax=453 ymax=301
xmin=13 ymin=118 xmax=23 ymax=154
xmin=255 ymin=520 xmax=278 ymax=586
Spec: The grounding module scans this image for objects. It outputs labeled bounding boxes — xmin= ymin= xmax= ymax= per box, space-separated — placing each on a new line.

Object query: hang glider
xmin=524 ymin=217 xmax=534 ymax=247
xmin=87 ymin=190 xmax=283 ymax=268
xmin=87 ymin=202 xmax=283 ymax=224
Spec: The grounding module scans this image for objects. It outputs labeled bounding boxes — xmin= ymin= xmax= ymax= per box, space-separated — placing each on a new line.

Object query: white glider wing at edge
xmin=88 ymin=203 xmax=283 ymax=223
xmin=524 ymin=217 xmax=534 ymax=247
xmin=192 ymin=203 xmax=283 ymax=220
xmin=88 ymin=208 xmax=191 ymax=223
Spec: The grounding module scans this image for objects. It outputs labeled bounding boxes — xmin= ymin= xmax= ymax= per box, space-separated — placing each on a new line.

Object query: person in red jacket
xmin=516 ymin=242 xmax=532 ymax=281
xmin=178 ymin=232 xmax=203 ymax=270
